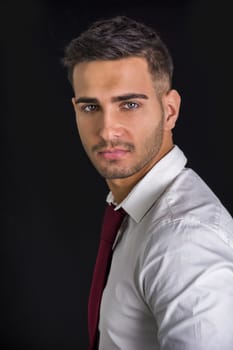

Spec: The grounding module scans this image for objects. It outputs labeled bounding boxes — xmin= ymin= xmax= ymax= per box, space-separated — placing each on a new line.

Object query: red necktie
xmin=88 ymin=203 xmax=126 ymax=350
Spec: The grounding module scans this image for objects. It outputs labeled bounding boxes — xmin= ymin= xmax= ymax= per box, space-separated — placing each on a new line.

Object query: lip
xmin=98 ymin=148 xmax=129 ymax=160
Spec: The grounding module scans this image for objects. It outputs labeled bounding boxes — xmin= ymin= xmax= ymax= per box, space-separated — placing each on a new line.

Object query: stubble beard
xmin=90 ymin=117 xmax=164 ymax=180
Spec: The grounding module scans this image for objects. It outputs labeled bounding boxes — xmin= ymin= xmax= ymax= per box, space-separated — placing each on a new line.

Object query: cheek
xmin=75 ymin=117 xmax=87 ymax=140
xmin=133 ymin=115 xmax=163 ymax=135
xmin=76 ymin=118 xmax=97 ymax=148
xmin=75 ymin=116 xmax=88 ymax=134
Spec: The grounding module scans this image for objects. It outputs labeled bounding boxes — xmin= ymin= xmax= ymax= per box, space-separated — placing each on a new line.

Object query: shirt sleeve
xmin=138 ymin=218 xmax=233 ymax=350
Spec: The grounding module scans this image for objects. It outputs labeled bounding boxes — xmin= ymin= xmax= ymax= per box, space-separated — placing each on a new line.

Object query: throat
xmin=106 ymin=175 xmax=142 ymax=204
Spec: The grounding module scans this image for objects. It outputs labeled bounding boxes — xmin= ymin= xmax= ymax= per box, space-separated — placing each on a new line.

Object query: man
xmin=62 ymin=15 xmax=233 ymax=350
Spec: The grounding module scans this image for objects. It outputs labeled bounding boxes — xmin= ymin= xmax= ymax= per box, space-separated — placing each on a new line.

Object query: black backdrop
xmin=1 ymin=0 xmax=232 ymax=349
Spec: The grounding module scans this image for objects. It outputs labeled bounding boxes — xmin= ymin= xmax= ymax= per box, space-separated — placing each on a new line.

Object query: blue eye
xmin=82 ymin=105 xmax=99 ymax=112
xmin=123 ymin=102 xmax=139 ymax=109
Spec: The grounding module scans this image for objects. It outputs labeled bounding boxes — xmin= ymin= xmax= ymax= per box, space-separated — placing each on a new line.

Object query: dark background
xmin=1 ymin=0 xmax=232 ymax=349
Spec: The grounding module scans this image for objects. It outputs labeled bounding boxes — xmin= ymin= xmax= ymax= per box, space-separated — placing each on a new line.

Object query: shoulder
xmin=143 ymin=167 xmax=233 ymax=245
xmin=134 ymin=167 xmax=233 ymax=287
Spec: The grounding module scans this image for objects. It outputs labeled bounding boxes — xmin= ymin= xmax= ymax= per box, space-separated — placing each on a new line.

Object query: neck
xmin=106 ymin=138 xmax=174 ymax=204
xmin=106 ymin=177 xmax=139 ymax=205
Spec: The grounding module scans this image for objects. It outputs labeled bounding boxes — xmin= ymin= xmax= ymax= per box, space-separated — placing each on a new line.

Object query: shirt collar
xmin=106 ymin=145 xmax=187 ymax=223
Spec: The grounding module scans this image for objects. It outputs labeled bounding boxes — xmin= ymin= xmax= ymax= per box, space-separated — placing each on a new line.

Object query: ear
xmin=163 ymin=89 xmax=181 ymax=131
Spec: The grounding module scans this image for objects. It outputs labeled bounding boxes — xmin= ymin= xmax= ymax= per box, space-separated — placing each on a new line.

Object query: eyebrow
xmin=74 ymin=93 xmax=149 ymax=104
xmin=111 ymin=93 xmax=149 ymax=102
xmin=74 ymin=97 xmax=99 ymax=104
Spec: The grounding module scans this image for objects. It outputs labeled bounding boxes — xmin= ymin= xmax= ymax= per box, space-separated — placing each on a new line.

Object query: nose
xmin=98 ymin=110 xmax=123 ymax=141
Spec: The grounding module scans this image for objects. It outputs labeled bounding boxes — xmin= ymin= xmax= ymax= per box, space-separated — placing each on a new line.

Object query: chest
xmin=98 ymin=219 xmax=160 ymax=350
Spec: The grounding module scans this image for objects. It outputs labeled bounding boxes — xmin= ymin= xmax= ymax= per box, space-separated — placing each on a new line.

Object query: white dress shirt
xmin=98 ymin=145 xmax=233 ymax=350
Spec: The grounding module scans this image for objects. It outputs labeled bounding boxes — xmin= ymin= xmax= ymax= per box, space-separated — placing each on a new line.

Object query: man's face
xmin=72 ymin=57 xmax=179 ymax=180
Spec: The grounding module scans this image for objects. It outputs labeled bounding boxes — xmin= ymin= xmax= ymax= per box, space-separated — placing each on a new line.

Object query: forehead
xmin=72 ymin=57 xmax=155 ymax=97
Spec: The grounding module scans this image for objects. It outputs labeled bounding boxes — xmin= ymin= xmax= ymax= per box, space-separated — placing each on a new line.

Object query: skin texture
xmin=72 ymin=57 xmax=181 ymax=203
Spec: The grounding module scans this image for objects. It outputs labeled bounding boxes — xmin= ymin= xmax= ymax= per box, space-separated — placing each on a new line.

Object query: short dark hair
xmin=62 ymin=15 xmax=174 ymax=95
